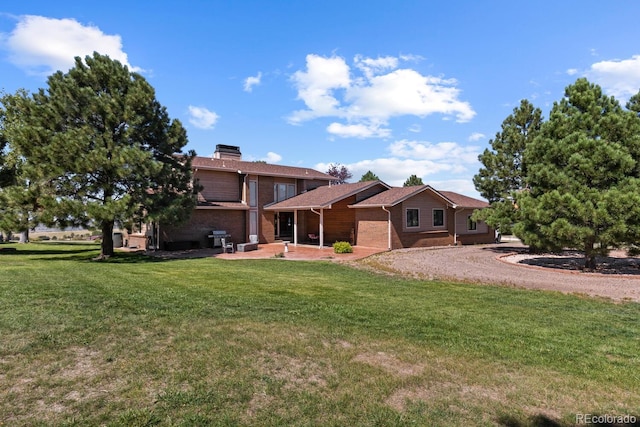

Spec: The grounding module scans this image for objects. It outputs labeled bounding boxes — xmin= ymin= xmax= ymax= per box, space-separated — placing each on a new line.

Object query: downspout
xmin=382 ymin=206 xmax=391 ymax=251
xmin=453 ymin=205 xmax=461 ymax=246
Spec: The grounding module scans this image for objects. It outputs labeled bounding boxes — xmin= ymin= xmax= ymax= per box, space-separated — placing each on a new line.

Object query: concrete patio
xmin=214 ymin=242 xmax=384 ymax=261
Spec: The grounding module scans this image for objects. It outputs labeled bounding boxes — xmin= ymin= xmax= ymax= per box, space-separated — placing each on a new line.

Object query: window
xmin=467 ymin=215 xmax=477 ymax=230
xmin=406 ymin=208 xmax=419 ymax=228
xmin=249 ymin=181 xmax=258 ymax=207
xmin=274 ymin=183 xmax=296 ymax=202
xmin=433 ymin=209 xmax=444 ymax=227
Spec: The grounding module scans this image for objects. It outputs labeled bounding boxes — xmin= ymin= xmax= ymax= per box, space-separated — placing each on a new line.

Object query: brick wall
xmin=161 ymin=209 xmax=246 ymax=248
xmin=354 ymin=208 xmax=389 ymax=248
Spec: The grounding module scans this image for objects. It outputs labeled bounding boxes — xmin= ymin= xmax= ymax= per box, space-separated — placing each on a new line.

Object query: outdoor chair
xmin=221 ymin=237 xmax=235 ymax=253
xmin=308 ymin=233 xmax=319 ymax=244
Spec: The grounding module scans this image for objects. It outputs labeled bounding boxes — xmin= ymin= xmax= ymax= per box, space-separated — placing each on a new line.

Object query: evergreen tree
xmin=1 ymin=53 xmax=198 ymax=258
xmin=359 ymin=170 xmax=379 ymax=182
xmin=515 ymin=78 xmax=640 ymax=270
xmin=472 ymin=100 xmax=543 ymax=234
xmin=403 ymin=174 xmax=424 ymax=187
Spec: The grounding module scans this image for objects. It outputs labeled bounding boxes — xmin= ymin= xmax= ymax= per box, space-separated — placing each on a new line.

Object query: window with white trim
xmin=406 ymin=208 xmax=419 ymax=228
xmin=433 ymin=209 xmax=444 ymax=227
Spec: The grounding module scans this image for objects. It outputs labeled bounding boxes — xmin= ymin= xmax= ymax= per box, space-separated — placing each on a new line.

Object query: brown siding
xmin=195 ymin=170 xmax=241 ymax=201
xmin=455 ymin=208 xmax=488 ymax=235
xmin=322 ymin=196 xmax=357 ymax=244
xmin=394 ymin=204 xmax=455 ymax=248
xmin=401 ymin=191 xmax=449 ymax=232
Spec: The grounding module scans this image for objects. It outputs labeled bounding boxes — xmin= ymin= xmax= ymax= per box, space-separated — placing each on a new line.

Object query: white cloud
xmin=408 ymin=124 xmax=422 ymax=133
xmin=288 ymin=53 xmax=475 ymax=137
xmin=468 ymin=132 xmax=485 ymax=142
xmin=315 ymin=138 xmax=482 ymax=192
xmin=187 ymin=106 xmax=219 ymax=130
xmin=1 ymin=15 xmax=139 ymax=76
xmin=244 ymin=72 xmax=262 ymax=92
xmin=388 ymin=139 xmax=479 ymax=163
xmin=566 ymin=68 xmax=578 ymax=76
xmin=586 ymin=55 xmax=640 ymax=99
xmin=327 ymin=121 xmax=391 ymax=138
xmin=289 ymin=54 xmax=351 ymax=123
xmin=262 ymin=152 xmax=282 ymax=163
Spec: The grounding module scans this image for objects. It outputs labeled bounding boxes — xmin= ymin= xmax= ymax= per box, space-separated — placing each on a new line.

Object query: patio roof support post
xmin=319 ymin=208 xmax=324 ymax=248
xmin=293 ymin=210 xmax=298 ymax=246
xmin=382 ymin=206 xmax=391 ymax=250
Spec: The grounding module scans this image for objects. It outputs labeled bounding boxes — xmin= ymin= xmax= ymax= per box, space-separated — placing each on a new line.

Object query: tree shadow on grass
xmin=498 ymin=413 xmax=639 ymax=427
xmin=0 ymin=244 xmax=178 ymax=263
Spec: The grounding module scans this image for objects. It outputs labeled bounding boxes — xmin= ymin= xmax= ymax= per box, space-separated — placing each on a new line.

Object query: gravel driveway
xmin=360 ymin=243 xmax=640 ymax=302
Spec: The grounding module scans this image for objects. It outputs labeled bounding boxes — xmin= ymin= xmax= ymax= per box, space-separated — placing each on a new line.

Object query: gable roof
xmin=264 ymin=181 xmax=390 ymax=210
xmin=191 ymin=156 xmax=333 ymax=181
xmin=438 ymin=191 xmax=489 ymax=209
xmin=349 ymin=185 xmax=436 ymax=208
xmin=350 ymin=185 xmax=489 ymax=209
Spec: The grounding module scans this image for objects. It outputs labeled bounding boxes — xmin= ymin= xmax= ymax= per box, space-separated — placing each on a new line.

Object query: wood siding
xmin=195 ymin=170 xmax=241 ymax=201
xmin=401 ymin=191 xmax=449 ymax=232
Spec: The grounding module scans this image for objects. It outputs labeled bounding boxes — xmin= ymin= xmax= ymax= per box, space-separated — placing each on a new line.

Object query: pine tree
xmin=1 ymin=53 xmax=198 ymax=258
xmin=359 ymin=170 xmax=380 ymax=182
xmin=472 ymin=100 xmax=543 ymax=234
xmin=403 ymin=174 xmax=424 ymax=187
xmin=515 ymin=78 xmax=640 ymax=270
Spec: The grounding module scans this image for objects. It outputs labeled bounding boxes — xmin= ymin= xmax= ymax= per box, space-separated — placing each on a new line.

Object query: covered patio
xmin=263 ymin=181 xmax=391 ymax=248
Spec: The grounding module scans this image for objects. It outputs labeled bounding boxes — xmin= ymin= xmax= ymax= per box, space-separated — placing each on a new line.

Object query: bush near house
xmin=333 ymin=241 xmax=353 ymax=253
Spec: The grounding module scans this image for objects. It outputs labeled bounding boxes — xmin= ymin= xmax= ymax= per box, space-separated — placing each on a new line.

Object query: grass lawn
xmin=0 ymin=243 xmax=638 ymax=426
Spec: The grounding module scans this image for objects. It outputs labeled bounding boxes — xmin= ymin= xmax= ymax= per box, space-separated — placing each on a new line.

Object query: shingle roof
xmin=349 ymin=185 xmax=434 ymax=208
xmin=438 ymin=191 xmax=489 ymax=209
xmin=191 ymin=156 xmax=333 ymax=181
xmin=264 ymin=181 xmax=389 ymax=210
xmin=196 ymin=201 xmax=249 ymax=210
xmin=350 ymin=186 xmax=489 ymax=209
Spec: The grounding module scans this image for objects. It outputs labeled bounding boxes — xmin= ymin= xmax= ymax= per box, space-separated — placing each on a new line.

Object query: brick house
xmin=126 ymin=145 xmax=493 ymax=250
xmin=127 ymin=145 xmax=333 ymax=250
xmin=266 ymin=181 xmax=494 ymax=250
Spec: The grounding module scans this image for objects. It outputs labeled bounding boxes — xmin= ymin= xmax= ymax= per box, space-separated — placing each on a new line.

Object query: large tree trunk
xmin=584 ymin=239 xmax=597 ymax=271
xmin=19 ymin=230 xmax=29 ymax=243
xmin=100 ymin=221 xmax=115 ymax=259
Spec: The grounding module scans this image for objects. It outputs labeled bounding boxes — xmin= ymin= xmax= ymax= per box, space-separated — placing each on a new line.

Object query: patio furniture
xmin=221 ymin=237 xmax=235 ymax=253
xmin=308 ymin=233 xmax=319 ymax=244
xmin=237 ymin=242 xmax=258 ymax=252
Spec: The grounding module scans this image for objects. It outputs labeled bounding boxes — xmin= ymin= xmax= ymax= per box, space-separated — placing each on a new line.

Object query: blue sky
xmin=2 ymin=1 xmax=640 ymax=198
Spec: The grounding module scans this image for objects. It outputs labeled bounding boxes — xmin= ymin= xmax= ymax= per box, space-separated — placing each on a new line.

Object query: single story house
xmin=125 ymin=145 xmax=493 ymax=250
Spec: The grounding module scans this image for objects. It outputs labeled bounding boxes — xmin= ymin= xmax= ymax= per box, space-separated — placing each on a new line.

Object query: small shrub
xmin=51 ymin=236 xmax=58 ymax=241
xmin=273 ymin=252 xmax=285 ymax=258
xmin=333 ymin=241 xmax=353 ymax=254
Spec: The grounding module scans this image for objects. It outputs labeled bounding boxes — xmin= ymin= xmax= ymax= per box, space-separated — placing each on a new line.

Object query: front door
xmin=275 ymin=212 xmax=294 ymax=239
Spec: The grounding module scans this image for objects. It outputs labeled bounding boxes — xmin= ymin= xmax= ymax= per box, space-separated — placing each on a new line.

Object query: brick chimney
xmin=213 ymin=144 xmax=242 ymax=160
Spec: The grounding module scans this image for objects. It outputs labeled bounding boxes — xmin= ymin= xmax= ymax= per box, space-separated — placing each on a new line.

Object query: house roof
xmin=350 ymin=185 xmax=489 ymax=209
xmin=349 ymin=185 xmax=436 ymax=208
xmin=264 ymin=181 xmax=390 ymax=210
xmin=196 ymin=201 xmax=249 ymax=210
xmin=438 ymin=191 xmax=489 ymax=209
xmin=191 ymin=156 xmax=333 ymax=181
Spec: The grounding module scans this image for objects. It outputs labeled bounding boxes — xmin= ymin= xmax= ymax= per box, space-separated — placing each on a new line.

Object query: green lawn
xmin=0 ymin=243 xmax=638 ymax=426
